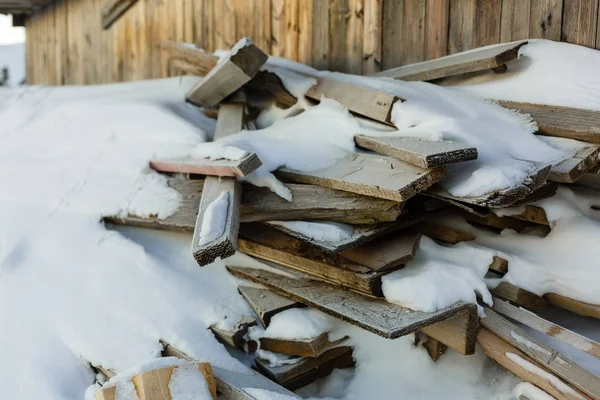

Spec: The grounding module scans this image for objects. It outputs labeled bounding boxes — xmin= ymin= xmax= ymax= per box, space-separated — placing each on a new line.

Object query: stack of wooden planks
xmin=104 ymin=38 xmax=600 ymax=398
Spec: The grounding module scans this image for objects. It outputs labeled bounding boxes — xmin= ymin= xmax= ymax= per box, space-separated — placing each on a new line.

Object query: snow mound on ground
xmin=0 ymin=42 xmax=24 ymax=86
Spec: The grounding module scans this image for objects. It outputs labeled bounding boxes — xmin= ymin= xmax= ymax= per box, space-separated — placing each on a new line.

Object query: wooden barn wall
xmin=25 ymin=0 xmax=600 ymax=85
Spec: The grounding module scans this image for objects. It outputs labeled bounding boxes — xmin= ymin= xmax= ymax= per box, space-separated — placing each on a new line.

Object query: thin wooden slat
xmin=375 ymin=41 xmax=526 ymax=81
xmin=150 ymin=153 xmax=262 ymax=178
xmin=500 ymin=0 xmax=532 ymax=42
xmin=101 ymin=0 xmax=139 ymax=29
xmin=545 ymin=293 xmax=600 ymax=320
xmin=355 ymin=136 xmax=478 ymax=168
xmin=529 ymin=0 xmax=563 ymax=40
xmin=490 ymin=282 xmax=548 ymax=312
xmin=238 ymin=285 xmax=303 ymax=327
xmin=329 ymin=0 xmax=349 ymax=72
xmin=481 ymin=309 xmax=600 ymax=399
xmin=256 ymin=332 xmax=348 ymax=358
xmin=474 ymin=0 xmax=502 ymax=48
xmin=284 ymin=0 xmax=299 ymax=60
xmin=422 ymin=336 xmax=448 ymax=361
xmin=561 ymin=0 xmax=598 ymax=47
xmin=298 ymin=0 xmax=313 ymax=65
xmin=447 ymin=0 xmax=476 ymax=54
xmin=363 ymin=0 xmax=382 ymax=73
xmin=381 ymin=0 xmax=403 ymax=70
xmin=213 ymin=0 xmax=226 ymax=50
xmin=311 ymin=0 xmax=330 ymax=69
xmin=345 ymin=0 xmax=365 ymax=74
xmin=547 ymin=141 xmax=600 ymax=183
xmin=227 ymin=264 xmax=478 ymax=354
xmin=400 ymin=0 xmax=426 ymax=65
xmin=477 ymin=328 xmax=588 ymax=400
xmin=424 ymin=0 xmax=450 ymax=61
xmin=492 ymin=298 xmax=600 ymax=359
xmin=277 ymin=153 xmax=446 ymax=202
xmin=499 ymin=101 xmax=600 ymax=144
xmin=161 ymin=41 xmax=219 ymax=76
xmin=254 ymin=0 xmax=272 ymax=54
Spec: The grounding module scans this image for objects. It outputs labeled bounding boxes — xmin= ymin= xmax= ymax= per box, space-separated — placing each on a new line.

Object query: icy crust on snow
xmin=198 ymin=191 xmax=229 ymax=246
xmin=382 ymin=236 xmax=493 ymax=315
xmin=267 ymin=220 xmax=354 ymax=242
xmin=443 ymin=39 xmax=600 ymax=111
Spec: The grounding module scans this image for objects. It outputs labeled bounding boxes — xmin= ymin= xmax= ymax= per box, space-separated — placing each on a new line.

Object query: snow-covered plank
xmin=238 ymin=286 xmax=302 ymax=327
xmin=481 ymin=309 xmax=600 ymax=399
xmin=547 ymin=142 xmax=600 ymax=183
xmin=254 ymin=332 xmax=348 ymax=358
xmin=374 ymin=41 xmax=527 ymax=81
xmin=477 ymin=328 xmax=586 ymax=400
xmin=426 ymin=163 xmax=552 ymax=208
xmin=417 ymin=223 xmax=475 ymax=244
xmin=263 ymin=212 xmax=423 ymax=253
xmin=575 ymin=165 xmax=600 ymax=190
xmin=101 ymin=0 xmax=139 ymax=29
xmin=226 ymin=265 xmax=478 ymax=354
xmin=304 ymin=78 xmax=400 ymax=125
xmin=277 ymin=153 xmax=447 ymax=202
xmin=492 ymin=298 xmax=600 ymax=360
xmin=209 ymin=316 xmax=256 ymax=349
xmin=254 ymin=346 xmax=354 ymax=390
xmin=355 ymin=135 xmax=478 ymax=169
xmin=499 ymin=101 xmax=600 ymax=144
xmin=338 ymin=229 xmax=421 ymax=272
xmin=545 ymin=293 xmax=600 ymax=320
xmin=186 ymin=39 xmax=268 ymax=108
xmin=490 ymin=282 xmax=548 ymax=312
xmin=237 ymin=225 xmax=387 ymax=297
xmin=150 ymin=153 xmax=261 ymax=178
xmin=161 ymin=342 xmax=301 ymax=400
xmin=488 ymin=256 xmax=509 ymax=274
xmin=161 ymin=41 xmax=219 ymax=76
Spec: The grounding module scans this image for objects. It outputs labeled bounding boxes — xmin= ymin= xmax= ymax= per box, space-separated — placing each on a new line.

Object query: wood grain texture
xmin=311 ymin=0 xmax=330 ymax=69
xmin=499 ymin=101 xmax=600 ymax=144
xmin=257 ymin=332 xmax=348 ymax=358
xmin=186 ymin=39 xmax=268 ymax=108
xmin=529 ymin=0 xmax=564 ymax=40
xmin=363 ymin=0 xmax=382 ymax=73
xmin=355 ymin=135 xmax=478 ymax=168
xmin=375 ymin=41 xmax=526 ymax=81
xmin=492 ymin=298 xmax=600 ymax=359
xmin=150 ymin=153 xmax=262 ymax=178
xmin=345 ymin=0 xmax=365 ymax=74
xmin=329 ymin=0 xmax=350 ymax=72
xmin=305 ymin=78 xmax=400 ymax=124
xmin=381 ymin=0 xmax=403 ymax=70
xmin=400 ymin=0 xmax=426 ymax=66
xmin=547 ymin=141 xmax=600 ymax=183
xmin=545 ymin=293 xmax=600 ymax=320
xmin=101 ymin=0 xmax=139 ymax=29
xmin=417 ymin=223 xmax=475 ymax=244
xmin=238 ymin=285 xmax=303 ymax=327
xmin=210 ymin=315 xmax=257 ymax=349
xmin=481 ymin=309 xmax=600 ymax=399
xmin=477 ymin=328 xmax=588 ymax=400
xmin=132 ymin=363 xmax=217 ymax=400
xmin=161 ymin=41 xmax=219 ymax=76
xmin=227 ymin=264 xmax=478 ymax=354
xmin=490 ymin=282 xmax=548 ymax=312
xmin=424 ymin=0 xmax=450 ymax=60
xmin=422 ymin=336 xmax=448 ymax=362
xmin=474 ymin=0 xmax=502 ymax=48
xmin=277 ymin=153 xmax=447 ymax=202
xmin=561 ymin=0 xmax=598 ymax=47
xmin=447 ymin=0 xmax=476 ymax=54
xmin=501 ymin=0 xmax=532 ymax=41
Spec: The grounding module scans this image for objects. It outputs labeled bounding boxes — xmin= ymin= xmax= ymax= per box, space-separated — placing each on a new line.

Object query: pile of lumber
xmin=104 ymin=38 xmax=600 ymax=399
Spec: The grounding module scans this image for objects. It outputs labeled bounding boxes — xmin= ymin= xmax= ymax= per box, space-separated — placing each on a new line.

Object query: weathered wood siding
xmin=25 ymin=0 xmax=600 ymax=85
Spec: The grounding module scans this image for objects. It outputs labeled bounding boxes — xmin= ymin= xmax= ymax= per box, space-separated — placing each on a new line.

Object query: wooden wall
xmin=25 ymin=0 xmax=600 ymax=85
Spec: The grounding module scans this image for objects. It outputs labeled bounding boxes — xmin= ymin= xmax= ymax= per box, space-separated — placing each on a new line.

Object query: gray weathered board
xmin=227 ymin=265 xmax=478 ymax=354
xmin=161 ymin=342 xmax=301 ymax=400
xmin=481 ymin=309 xmax=600 ymax=399
xmin=238 ymin=285 xmax=303 ymax=327
xmin=150 ymin=153 xmax=261 ymax=178
xmin=186 ymin=38 xmax=268 ymax=108
xmin=263 ymin=212 xmax=423 ymax=253
xmin=374 ymin=41 xmax=527 ymax=81
xmin=416 ymin=223 xmax=475 ymax=244
xmin=192 ymin=102 xmax=245 ymax=267
xmin=499 ymin=101 xmax=600 ymax=144
xmin=254 ymin=346 xmax=354 ymax=390
xmin=105 ymin=178 xmax=404 ymax=229
xmin=209 ymin=315 xmax=257 ymax=349
xmin=277 ymin=153 xmax=447 ymax=202
xmin=101 ymin=0 xmax=139 ymax=29
xmin=463 ymin=207 xmax=551 ymax=236
xmin=492 ymin=298 xmax=600 ymax=360
xmin=305 ymin=77 xmax=401 ymax=125
xmin=257 ymin=332 xmax=348 ymax=358
xmin=547 ymin=141 xmax=600 ymax=183
xmin=426 ymin=163 xmax=552 ymax=208
xmin=355 ymin=135 xmax=478 ymax=169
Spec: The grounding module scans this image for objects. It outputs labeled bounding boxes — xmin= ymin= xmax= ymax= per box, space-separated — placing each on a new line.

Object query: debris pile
xmin=103 ymin=38 xmax=600 ymax=399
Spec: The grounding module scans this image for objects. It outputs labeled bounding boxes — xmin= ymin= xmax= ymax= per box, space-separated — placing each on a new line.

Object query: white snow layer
xmin=0 ymin=42 xmax=25 ymax=86
xmin=198 ymin=191 xmax=229 ymax=246
xmin=267 ymin=220 xmax=354 ymax=242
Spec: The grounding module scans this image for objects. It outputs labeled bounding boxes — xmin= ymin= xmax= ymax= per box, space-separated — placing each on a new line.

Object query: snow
xmin=198 ymin=191 xmax=229 ymax=246
xmin=443 ymin=39 xmax=600 ymax=111
xmin=192 ymin=144 xmax=248 ymax=160
xmin=169 ymin=362 xmax=213 ymax=400
xmin=511 ymin=382 xmax=556 ymax=400
xmin=267 ymin=220 xmax=354 ymax=242
xmin=0 ymin=42 xmax=25 ymax=86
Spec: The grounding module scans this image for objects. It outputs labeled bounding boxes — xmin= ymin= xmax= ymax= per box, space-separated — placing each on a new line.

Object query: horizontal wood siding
xmin=25 ymin=0 xmax=600 ymax=84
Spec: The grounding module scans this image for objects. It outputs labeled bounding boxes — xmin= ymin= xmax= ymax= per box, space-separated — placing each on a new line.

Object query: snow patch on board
xmin=198 ymin=191 xmax=230 ymax=246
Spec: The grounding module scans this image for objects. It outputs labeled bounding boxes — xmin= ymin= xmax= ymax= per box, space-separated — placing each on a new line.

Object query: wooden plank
xmin=210 ymin=316 xmax=257 ymax=349
xmin=417 ymin=223 xmax=475 ymax=244
xmin=298 ymin=0 xmax=313 ymax=65
xmin=490 ymin=282 xmax=548 ymax=312
xmin=355 ymin=135 xmax=478 ymax=168
xmin=131 ymin=362 xmax=217 ymax=400
xmin=381 ymin=0 xmax=403 ymax=70
xmin=150 ymin=153 xmax=262 ymax=178
xmin=271 ymin=0 xmax=286 ymax=57
xmin=238 ymin=285 xmax=303 ymax=327
xmin=345 ymin=0 xmax=365 ymax=74
xmin=102 ymin=0 xmax=138 ymax=30
xmin=499 ymin=101 xmax=600 ymax=144
xmin=227 ymin=265 xmax=478 ymax=354
xmin=481 ymin=309 xmax=600 ymax=399
xmin=363 ymin=0 xmax=382 ymax=73
xmin=424 ymin=0 xmax=450 ymax=61
xmin=477 ymin=328 xmax=588 ymax=400
xmin=375 ymin=41 xmax=526 ymax=81
xmin=546 ymin=140 xmax=600 ymax=183
xmin=422 ymin=336 xmax=448 ymax=362
xmin=186 ymin=38 xmax=268 ymax=108
xmin=161 ymin=41 xmax=219 ymax=76
xmin=500 ymin=0 xmax=531 ymax=42
xmin=277 ymin=153 xmax=447 ymax=202
xmin=561 ymin=0 xmax=598 ymax=47
xmin=400 ymin=0 xmax=426 ymax=66
xmin=447 ymin=0 xmax=476 ymax=54
xmin=238 ymin=227 xmax=388 ymax=297
xmin=256 ymin=332 xmax=348 ymax=358
xmin=575 ymin=165 xmax=600 ymax=190
xmin=305 ymin=78 xmax=400 ymax=124
xmin=284 ymin=0 xmax=299 ymax=60
xmin=254 ymin=346 xmax=354 ymax=390
xmin=488 ymin=256 xmax=509 ymax=274
xmin=338 ymin=229 xmax=421 ymax=271
xmin=529 ymin=0 xmax=563 ymax=40
xmin=545 ymin=293 xmax=600 ymax=320
xmin=508 ymin=205 xmax=549 ymax=226
xmin=329 ymin=0 xmax=349 ymax=72
xmin=161 ymin=342 xmax=301 ymax=400
xmin=311 ymin=0 xmax=330 ymax=69
xmin=474 ymin=0 xmax=502 ymax=48
xmin=492 ymin=298 xmax=600 ymax=359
